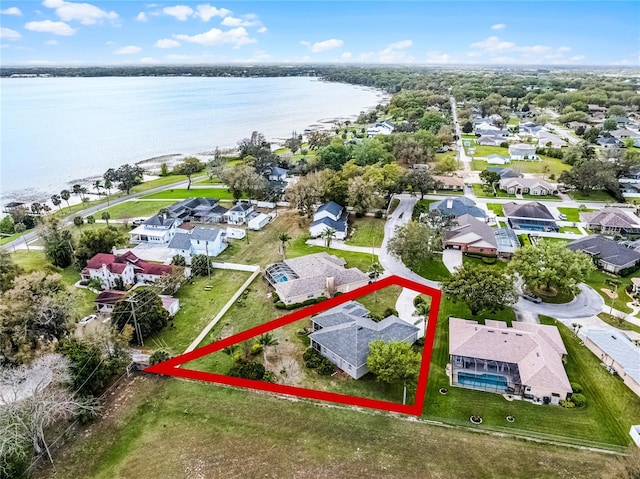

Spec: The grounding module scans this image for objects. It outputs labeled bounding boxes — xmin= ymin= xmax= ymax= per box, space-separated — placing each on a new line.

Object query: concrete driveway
xmin=442 ymin=249 xmax=462 ymax=273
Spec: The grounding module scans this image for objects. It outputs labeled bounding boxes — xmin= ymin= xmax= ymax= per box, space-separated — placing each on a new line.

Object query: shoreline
xmin=1 ymin=83 xmax=390 ymax=205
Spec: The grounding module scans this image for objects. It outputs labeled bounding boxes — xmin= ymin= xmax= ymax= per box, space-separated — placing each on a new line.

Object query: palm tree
xmin=60 ymin=189 xmax=71 ymax=212
xmin=14 ymin=222 xmax=27 ymax=251
xmin=80 ymin=187 xmax=88 ymax=202
xmin=101 ymin=211 xmax=110 ymax=226
xmin=51 ymin=194 xmax=62 ymax=212
xmin=104 ymin=178 xmax=112 ymax=206
xmin=321 ymin=227 xmax=336 ymax=250
xmin=278 ymin=232 xmax=291 ymax=261
xmin=413 ymin=297 xmax=431 ymax=338
xmin=86 ymin=215 xmax=95 ymax=225
xmin=93 ymin=180 xmax=102 ymax=197
xmin=256 ymin=333 xmax=279 ymax=367
xmin=368 ymin=262 xmax=384 ymax=302
xmin=72 ymin=184 xmax=82 ymax=199
xmin=222 ymin=344 xmax=238 ymax=356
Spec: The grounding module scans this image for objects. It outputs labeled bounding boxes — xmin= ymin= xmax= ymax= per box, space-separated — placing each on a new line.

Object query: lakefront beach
xmin=1 ymin=76 xmax=388 ymax=203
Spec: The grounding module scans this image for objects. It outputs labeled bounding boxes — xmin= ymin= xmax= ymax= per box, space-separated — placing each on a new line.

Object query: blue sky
xmin=1 ymin=1 xmax=638 ymax=66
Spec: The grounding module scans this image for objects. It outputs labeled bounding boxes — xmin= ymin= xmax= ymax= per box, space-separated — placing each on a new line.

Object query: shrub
xmin=571 ymin=393 xmax=586 ymax=407
xmin=250 ymin=343 xmax=263 ymax=355
xmin=149 ymin=350 xmax=171 ymax=366
xmin=570 ymin=382 xmax=583 ymax=393
xmin=383 ymin=307 xmax=399 ymax=317
xmin=500 ymin=142 xmax=509 ymax=148
xmin=228 ymin=362 xmax=265 ymax=380
xmin=560 ymin=399 xmax=575 ymax=408
xmin=274 ymin=296 xmax=327 ymax=310
xmin=303 ymin=348 xmax=323 ymax=369
xmin=374 ymin=210 xmax=384 ymax=219
xmin=317 ymin=358 xmax=336 ymax=376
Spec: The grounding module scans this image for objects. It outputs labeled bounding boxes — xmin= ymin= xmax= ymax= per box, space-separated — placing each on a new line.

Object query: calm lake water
xmin=1 ymin=76 xmax=384 ymax=200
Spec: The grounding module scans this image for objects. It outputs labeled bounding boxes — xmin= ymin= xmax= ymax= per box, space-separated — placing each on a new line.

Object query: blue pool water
xmin=457 ymin=372 xmax=508 ymax=390
xmin=271 ymin=273 xmax=289 ymax=283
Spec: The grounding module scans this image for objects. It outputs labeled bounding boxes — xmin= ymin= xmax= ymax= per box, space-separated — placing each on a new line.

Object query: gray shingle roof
xmin=430 ymin=197 xmax=486 ymax=219
xmin=580 ymin=208 xmax=640 ymax=230
xmin=444 ymin=214 xmax=497 ymax=249
xmin=502 ymin=201 xmax=554 ymax=220
xmin=143 ymin=215 xmax=176 ymax=227
xmin=167 ymin=233 xmax=191 ymax=251
xmin=167 ymin=226 xmax=223 ymax=251
xmin=585 ymin=329 xmax=640 ymax=385
xmin=310 ymin=209 xmax=348 ymax=232
xmin=567 ymin=235 xmax=640 ymax=268
xmin=229 ymin=202 xmax=253 ymax=212
xmin=486 ymin=167 xmax=521 ymax=179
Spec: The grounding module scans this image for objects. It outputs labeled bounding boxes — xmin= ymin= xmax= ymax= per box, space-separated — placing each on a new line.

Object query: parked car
xmin=132 ymin=218 xmax=147 ymax=226
xmin=522 ymin=292 xmax=542 ymax=303
xmin=558 ymin=213 xmax=567 ymax=220
xmin=78 ymin=314 xmax=97 ymax=326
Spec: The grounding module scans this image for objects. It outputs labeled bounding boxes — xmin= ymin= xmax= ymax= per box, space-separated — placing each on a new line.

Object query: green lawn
xmin=0 ymin=232 xmax=20 ymax=245
xmin=421 ymin=299 xmax=640 ymax=448
xmin=357 ymin=285 xmax=403 ymax=318
xmin=586 ymin=269 xmax=635 ymax=314
xmin=567 ymin=190 xmax=617 ymax=202
xmin=462 ymin=255 xmax=507 ymax=270
xmin=142 ymin=188 xmax=240 ymax=200
xmin=195 ymin=177 xmax=222 ymax=184
xmin=470 ymin=157 xmax=569 ymax=178
xmin=388 ymin=198 xmax=400 ymax=214
xmin=559 ymin=226 xmax=582 ymax=234
xmin=288 ymin=236 xmax=377 ymax=273
xmin=518 ymin=234 xmax=531 ymax=246
xmin=557 ymin=207 xmax=596 ymax=222
xmin=345 ymin=216 xmax=385 ymax=248
xmin=467 ymin=144 xmax=510 ymax=157
xmin=472 ymin=183 xmax=512 ymax=198
xmin=507 ymin=117 xmax=520 ymax=126
xmin=414 ymin=256 xmax=450 ymax=281
xmin=486 ymin=203 xmax=504 ymax=217
xmin=522 ymin=194 xmax=561 ymax=201
xmin=100 ymin=200 xmax=174 ymax=220
xmin=597 ymin=312 xmax=640 ymax=334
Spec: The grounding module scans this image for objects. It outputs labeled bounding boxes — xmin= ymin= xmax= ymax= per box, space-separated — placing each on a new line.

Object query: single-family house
xmin=611 ymin=116 xmax=631 ymax=127
xmin=536 ymin=131 xmax=566 ymax=149
xmin=567 ymin=235 xmax=640 ymax=274
xmin=580 ymin=208 xmax=640 ymax=235
xmin=95 ymin=289 xmax=181 ymax=316
xmin=268 ymin=167 xmax=288 ymax=181
xmin=508 ymin=143 xmax=538 ymax=160
xmin=433 ymin=176 xmax=465 ymax=191
xmin=309 ymin=201 xmax=349 ymax=240
xmin=367 ymin=121 xmax=394 ymax=137
xmin=429 ymin=197 xmax=486 ymax=221
xmin=476 ymin=136 xmax=505 ymax=147
xmin=609 ymin=129 xmax=640 ymax=140
xmin=168 ymin=197 xmax=227 ymax=224
xmin=443 ymin=214 xmax=498 ymax=256
xmin=309 ymin=301 xmax=419 ymax=379
xmin=81 ymin=251 xmax=173 ymax=289
xmin=449 ymin=318 xmax=572 ymax=405
xmin=587 ymin=104 xmax=607 ymax=114
xmin=567 ymin=121 xmax=590 ymax=131
xmin=168 ymin=226 xmax=227 ymax=265
xmin=597 ymin=136 xmax=624 ymax=148
xmin=129 ymin=214 xmax=180 ymax=244
xmin=265 ymin=252 xmax=369 ymax=305
xmin=486 ymin=167 xmax=522 ymax=179
xmin=521 ymin=122 xmax=543 ymax=135
xmin=499 ymin=178 xmax=557 ymax=196
xmin=584 ymin=329 xmax=640 ymax=397
xmin=503 ymin=201 xmax=559 ymax=232
xmin=486 ymin=154 xmax=511 ymax=165
xmin=224 ymin=202 xmax=254 ymax=225
xmin=2 ymin=201 xmax=26 ymax=214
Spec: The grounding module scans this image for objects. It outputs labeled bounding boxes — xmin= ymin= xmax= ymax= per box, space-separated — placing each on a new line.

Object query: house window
xmin=307 ymin=294 xmax=315 ymax=299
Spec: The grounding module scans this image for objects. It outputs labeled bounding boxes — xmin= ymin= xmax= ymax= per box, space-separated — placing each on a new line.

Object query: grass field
xmin=567 ymin=190 xmax=617 ymax=202
xmin=472 ymin=183 xmax=512 ymax=198
xmin=345 ymin=216 xmax=385 ymax=248
xmin=142 ymin=188 xmax=239 ymax=200
xmin=557 ymin=207 xmax=596 ymax=222
xmin=414 ymin=256 xmax=450 ymax=281
xmin=586 ymin=269 xmax=636 ymax=314
xmin=470 ymin=156 xmax=569 ymax=177
xmin=100 ymin=200 xmax=174 ymax=220
xmin=559 ymin=226 xmax=582 ymax=234
xmin=597 ymin=312 xmax=640 ymax=334
xmin=487 ymin=203 xmax=505 ymax=217
xmin=422 ymin=299 xmax=640 ymax=448
xmin=34 ymin=374 xmax=625 ymax=479
xmin=357 ymin=285 xmax=403 ymax=318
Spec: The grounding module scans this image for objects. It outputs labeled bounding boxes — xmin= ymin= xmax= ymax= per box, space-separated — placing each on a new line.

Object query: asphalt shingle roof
xmin=502 ymin=201 xmax=555 ymax=220
xmin=430 ymin=197 xmax=486 ymax=219
xmin=316 ymin=201 xmax=344 ymax=218
xmin=567 ymin=235 xmax=640 ymax=268
xmin=310 ymin=209 xmax=348 ymax=233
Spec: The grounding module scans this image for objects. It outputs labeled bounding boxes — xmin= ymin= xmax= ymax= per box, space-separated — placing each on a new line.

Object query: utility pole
xmin=126 ymin=295 xmax=143 ymax=346
xmin=205 ymin=240 xmax=211 ymax=281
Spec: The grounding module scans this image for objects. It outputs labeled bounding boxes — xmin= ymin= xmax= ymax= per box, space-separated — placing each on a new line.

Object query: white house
xmin=129 ymin=214 xmax=180 ymax=244
xmin=268 ymin=167 xmax=288 ymax=181
xmin=81 ymin=251 xmax=173 ymax=289
xmin=486 ymin=154 xmax=511 ymax=165
xmin=309 ymin=201 xmax=348 ymax=240
xmin=508 ymin=143 xmax=538 ymax=160
xmin=168 ymin=226 xmax=227 ymax=265
xmin=367 ymin=120 xmax=394 ymax=137
xmin=95 ymin=290 xmax=181 ymax=316
xmin=248 ymin=213 xmax=271 ymax=231
xmin=224 ymin=202 xmax=254 ymax=225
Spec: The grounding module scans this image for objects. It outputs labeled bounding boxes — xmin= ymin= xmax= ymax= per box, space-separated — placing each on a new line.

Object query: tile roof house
xmin=503 ymin=201 xmax=559 ymax=232
xmin=567 ymin=235 xmax=640 ymax=274
xmin=81 ymin=251 xmax=173 ymax=289
xmin=224 ymin=201 xmax=254 ymax=225
xmin=536 ymin=131 xmax=566 ymax=149
xmin=309 ymin=201 xmax=349 ymax=240
xmin=429 ymin=197 xmax=486 ymax=220
xmin=168 ymin=226 xmax=227 ymax=265
xmin=95 ymin=289 xmax=181 ymax=316
xmin=129 ymin=213 xmax=180 ymax=244
xmin=584 ymin=329 xmax=640 ymax=397
xmin=508 ymin=143 xmax=538 ymax=160
xmin=499 ymin=178 xmax=557 ymax=196
xmin=580 ymin=207 xmax=640 ymax=235
xmin=449 ymin=318 xmax=572 ymax=405
xmin=309 ymin=301 xmax=419 ymax=379
xmin=265 ymin=253 xmax=369 ymax=306
xmin=609 ymin=128 xmax=640 ymax=140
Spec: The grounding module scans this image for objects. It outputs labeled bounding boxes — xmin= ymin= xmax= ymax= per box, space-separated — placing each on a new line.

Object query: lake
xmin=1 ymin=76 xmax=384 ymax=200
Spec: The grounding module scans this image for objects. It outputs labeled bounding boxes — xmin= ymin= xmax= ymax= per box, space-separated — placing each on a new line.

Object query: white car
xmin=78 ymin=314 xmax=97 ymax=326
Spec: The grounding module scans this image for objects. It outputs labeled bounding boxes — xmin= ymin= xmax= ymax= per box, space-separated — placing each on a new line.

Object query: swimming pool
xmin=271 ymin=272 xmax=289 ymax=283
xmin=457 ymin=372 xmax=509 ymax=391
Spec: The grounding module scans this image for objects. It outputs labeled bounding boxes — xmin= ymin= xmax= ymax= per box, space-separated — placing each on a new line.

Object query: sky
xmin=0 ymin=1 xmax=638 ymax=66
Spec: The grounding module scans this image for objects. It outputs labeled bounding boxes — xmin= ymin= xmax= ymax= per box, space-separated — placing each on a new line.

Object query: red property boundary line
xmin=146 ymin=275 xmax=441 ymax=416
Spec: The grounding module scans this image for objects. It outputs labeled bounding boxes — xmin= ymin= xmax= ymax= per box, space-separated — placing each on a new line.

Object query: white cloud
xmin=136 ymin=12 xmax=147 ymax=22
xmin=113 ymin=45 xmax=142 ymax=54
xmin=0 ymin=27 xmax=21 ymax=40
xmin=0 ymin=7 xmax=22 ymax=15
xmin=154 ymin=38 xmax=180 ymax=48
xmin=310 ymin=38 xmax=343 ymax=53
xmin=387 ymin=39 xmax=412 ymax=50
xmin=173 ymin=27 xmax=255 ymax=47
xmin=44 ymin=39 xmax=58 ymax=45
xmin=378 ymin=40 xmax=414 ymax=63
xmin=468 ymin=35 xmax=583 ymax=64
xmin=257 ymin=26 xmax=267 ymax=34
xmin=140 ymin=57 xmax=159 ymax=64
xmin=425 ymin=51 xmax=451 ymax=64
xmin=558 ymin=46 xmax=571 ymax=52
xmin=299 ymin=40 xmax=310 ymax=46
xmin=491 ymin=23 xmax=506 ymax=30
xmin=221 ymin=15 xmax=260 ymax=27
xmin=196 ymin=4 xmax=231 ymax=21
xmin=105 ymin=40 xmax=115 ymax=45
xmin=25 ymin=20 xmax=77 ymax=36
xmin=42 ymin=0 xmax=118 ymax=25
xmin=569 ymin=55 xmax=586 ymax=61
xmin=233 ymin=50 xmax=271 ymax=63
xmin=470 ymin=36 xmax=516 ymax=52
xmin=25 ymin=59 xmax=58 ymax=65
xmin=163 ymin=5 xmax=193 ymax=21
xmin=341 ymin=52 xmax=352 ymax=59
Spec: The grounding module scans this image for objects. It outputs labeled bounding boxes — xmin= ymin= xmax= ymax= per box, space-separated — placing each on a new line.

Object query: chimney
xmin=325 ymin=276 xmax=336 ymax=296
xmin=446 ymin=199 xmax=453 ymax=209
xmin=112 ymin=246 xmax=117 ymax=255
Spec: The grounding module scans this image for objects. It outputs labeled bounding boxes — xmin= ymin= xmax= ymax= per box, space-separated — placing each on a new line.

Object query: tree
xmin=191 ymin=254 xmax=211 ymax=277
xmin=419 ymin=111 xmax=446 ymax=133
xmin=559 ymin=159 xmax=617 ymax=195
xmin=154 ymin=267 xmax=186 ymax=295
xmin=72 ymin=183 xmax=83 ymax=200
xmin=111 ymin=289 xmax=169 ymax=345
xmin=406 ymin=169 xmax=438 ymax=199
xmin=219 ymin=164 xmax=257 ymax=200
xmin=0 ymin=215 xmax=14 ymax=235
xmin=583 ymin=127 xmax=600 ymax=144
xmin=318 ymin=143 xmax=352 ymax=170
xmin=93 ymin=179 xmax=103 ymax=197
xmin=50 ymin=194 xmax=62 ymax=212
xmin=206 ymin=153 xmax=224 ymax=181
xmin=256 ymin=333 xmax=279 ymax=368
xmin=103 ymin=178 xmax=113 ymax=206
xmin=172 ymin=254 xmax=187 ymax=266
xmin=284 ymin=172 xmax=322 ymax=217
xmin=278 ymin=232 xmax=291 ymax=260
xmin=462 ymin=121 xmax=473 ymax=134
xmin=284 ymin=131 xmax=302 ymax=154
xmin=603 ymin=118 xmax=617 ymax=131
xmin=101 ymin=211 xmax=111 ymax=226
xmin=366 ymin=340 xmax=421 ymax=405
xmin=175 ymin=157 xmax=203 ymax=190
xmin=510 ymin=240 xmax=594 ymax=295
xmin=60 ymin=189 xmax=71 ymax=212
xmin=86 ymin=215 xmax=95 ymax=225
xmin=74 ymin=226 xmax=127 ymax=265
xmin=320 ymin=227 xmax=336 ymax=250
xmin=479 ymin=169 xmax=501 ymax=194
xmin=228 ymin=361 xmax=265 ymax=380
xmin=0 ymin=250 xmax=22 ymax=292
xmin=307 ymin=130 xmax=331 ymax=150
xmin=433 ymin=156 xmax=456 ymax=175
xmin=387 ymin=220 xmax=442 ymax=269
xmin=238 ymin=131 xmax=271 ymax=159
xmin=111 ymin=164 xmax=145 ymax=195
xmin=14 ymin=223 xmax=27 ymax=251
xmin=41 ymin=218 xmax=75 ymax=268
xmin=73 ymin=216 xmax=84 ymax=228
xmin=352 ymin=138 xmax=393 ymax=166
xmin=413 ymin=296 xmax=431 ymax=334
xmin=441 ymin=265 xmax=518 ymax=315
xmin=348 ymin=176 xmax=382 ymax=215
xmin=436 ymin=125 xmax=454 ymax=145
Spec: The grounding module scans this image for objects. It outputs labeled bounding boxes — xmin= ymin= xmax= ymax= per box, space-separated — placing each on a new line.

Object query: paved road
xmin=513 ymin=283 xmax=604 ymax=320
